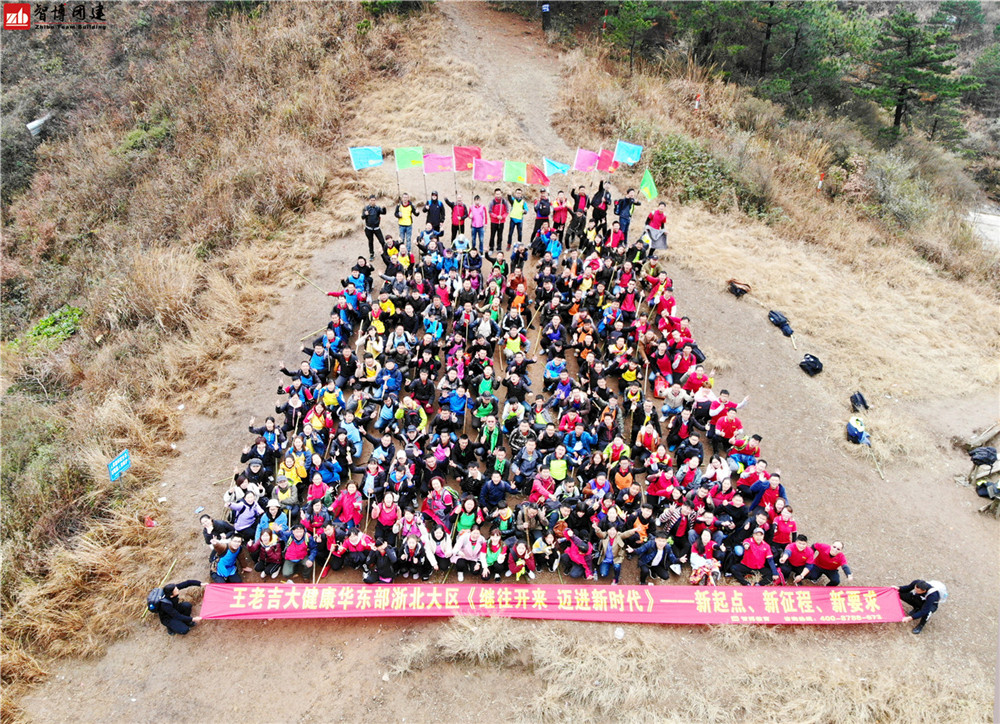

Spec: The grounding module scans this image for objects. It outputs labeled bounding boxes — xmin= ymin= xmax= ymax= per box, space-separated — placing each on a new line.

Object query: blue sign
xmin=108 ymin=449 xmax=131 ymax=482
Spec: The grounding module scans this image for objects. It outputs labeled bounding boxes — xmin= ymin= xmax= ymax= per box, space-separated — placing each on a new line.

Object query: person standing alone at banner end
xmin=898 ymin=579 xmax=945 ymax=634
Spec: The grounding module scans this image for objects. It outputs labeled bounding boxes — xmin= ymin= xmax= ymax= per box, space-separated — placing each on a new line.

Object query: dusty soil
xmin=23 ymin=3 xmax=998 ymax=723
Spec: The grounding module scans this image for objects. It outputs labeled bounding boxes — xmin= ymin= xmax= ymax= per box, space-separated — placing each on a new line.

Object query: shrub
xmin=0 ymin=114 xmax=39 ymax=205
xmin=649 ymin=134 xmax=733 ymax=209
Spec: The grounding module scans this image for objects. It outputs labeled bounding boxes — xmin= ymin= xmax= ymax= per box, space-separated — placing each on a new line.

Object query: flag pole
xmin=423 ymin=169 xmax=429 ymax=201
xmin=395 ymin=167 xmax=401 ymax=199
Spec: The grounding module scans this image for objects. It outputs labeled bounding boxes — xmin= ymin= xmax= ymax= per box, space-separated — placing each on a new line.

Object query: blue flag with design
xmin=543 ymin=157 xmax=570 ymax=176
xmin=612 ymin=140 xmax=643 ymax=165
xmin=349 ymin=146 xmax=383 ymax=171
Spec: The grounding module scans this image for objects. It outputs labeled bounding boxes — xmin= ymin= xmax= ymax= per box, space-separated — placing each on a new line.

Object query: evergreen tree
xmin=605 ymin=0 xmax=664 ymax=74
xmin=855 ymin=8 xmax=977 ymax=131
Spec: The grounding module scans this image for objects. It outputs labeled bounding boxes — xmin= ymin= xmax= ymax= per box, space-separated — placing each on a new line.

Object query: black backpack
xmin=768 ymin=310 xmax=794 ymax=337
xmin=147 ymin=587 xmax=167 ymax=613
xmin=970 ymin=446 xmax=997 ymax=467
xmin=850 ymin=392 xmax=869 ymax=412
xmin=727 ymin=279 xmax=751 ymax=298
xmin=799 ymin=354 xmax=823 ymax=376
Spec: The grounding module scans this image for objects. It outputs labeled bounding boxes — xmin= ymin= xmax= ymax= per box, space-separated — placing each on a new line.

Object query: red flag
xmin=526 ymin=164 xmax=550 ymax=186
xmin=472 ymin=158 xmax=503 ymax=182
xmin=597 ymin=149 xmax=620 ymax=173
xmin=453 ymin=145 xmax=482 ymax=172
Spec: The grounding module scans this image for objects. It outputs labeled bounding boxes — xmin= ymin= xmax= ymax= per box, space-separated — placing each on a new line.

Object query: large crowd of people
xmin=199 ymin=181 xmax=856 ymax=589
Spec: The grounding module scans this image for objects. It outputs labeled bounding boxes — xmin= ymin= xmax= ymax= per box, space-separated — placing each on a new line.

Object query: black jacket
xmin=362 ymin=204 xmax=386 ymax=229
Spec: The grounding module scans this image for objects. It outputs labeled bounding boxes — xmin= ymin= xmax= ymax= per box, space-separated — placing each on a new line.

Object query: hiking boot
xmin=504 ymin=570 xmax=512 ymax=577
xmin=911 ymin=623 xmax=925 ymax=634
xmin=527 ymin=570 xmax=536 ymax=580
xmin=457 ymin=571 xmax=464 ymax=582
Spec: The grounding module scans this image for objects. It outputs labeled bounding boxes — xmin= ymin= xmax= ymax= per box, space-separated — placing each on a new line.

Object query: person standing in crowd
xmin=488 ymin=188 xmax=510 ymax=253
xmin=424 ymin=191 xmax=446 ymax=233
xmin=395 ymin=193 xmax=420 ymax=253
xmin=445 ymin=193 xmax=469 ymax=241
xmin=614 ymin=187 xmax=640 ymax=241
xmin=362 ymin=195 xmax=387 ymax=261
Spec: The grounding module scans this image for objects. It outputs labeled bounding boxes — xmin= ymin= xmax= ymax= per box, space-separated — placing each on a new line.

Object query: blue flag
xmin=349 ymin=146 xmax=383 ymax=171
xmin=543 ymin=157 xmax=570 ymax=176
xmin=613 ymin=140 xmax=643 ymax=166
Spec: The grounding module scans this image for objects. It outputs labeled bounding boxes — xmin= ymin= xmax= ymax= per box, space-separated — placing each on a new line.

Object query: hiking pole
xmin=141 ymin=558 xmax=177 ymax=619
xmin=866 ymin=447 xmax=886 ymax=481
xmin=295 ymin=270 xmax=327 ymax=295
xmin=300 ymin=325 xmax=328 ymax=342
xmin=790 ymin=334 xmax=798 ymax=350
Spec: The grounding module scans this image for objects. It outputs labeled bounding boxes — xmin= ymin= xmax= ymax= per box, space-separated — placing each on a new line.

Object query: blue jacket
xmin=635 ymin=540 xmax=678 ymax=568
xmin=479 ymin=479 xmax=517 ymax=509
xmin=216 ymin=547 xmax=241 ymax=577
xmin=748 ymin=480 xmax=788 ymax=511
xmin=440 ymin=390 xmax=469 ymax=416
xmin=375 ymin=367 xmax=403 ymax=394
xmin=255 ymin=510 xmax=290 ymax=541
xmin=563 ymin=430 xmax=598 ymax=457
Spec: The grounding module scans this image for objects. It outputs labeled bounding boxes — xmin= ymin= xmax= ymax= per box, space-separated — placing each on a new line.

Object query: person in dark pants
xmin=362 ymin=195 xmax=387 ymax=261
xmin=635 ymin=532 xmax=681 ymax=585
xmin=363 ymin=538 xmax=398 ymax=584
xmin=898 ymin=579 xmax=943 ymax=634
xmin=153 ymin=580 xmax=206 ymax=636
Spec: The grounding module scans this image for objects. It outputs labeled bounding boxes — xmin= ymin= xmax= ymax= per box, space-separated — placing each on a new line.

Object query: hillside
xmin=2 ymin=2 xmax=998 ymax=723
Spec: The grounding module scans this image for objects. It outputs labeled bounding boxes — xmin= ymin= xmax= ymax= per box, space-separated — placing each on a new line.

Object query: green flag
xmin=639 ymin=168 xmax=658 ymax=201
xmin=394 ymin=146 xmax=424 ymax=170
xmin=503 ymin=160 xmax=527 ymax=184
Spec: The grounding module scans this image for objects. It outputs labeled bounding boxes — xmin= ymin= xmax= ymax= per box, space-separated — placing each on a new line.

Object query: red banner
xmin=201 ymin=584 xmax=904 ymax=625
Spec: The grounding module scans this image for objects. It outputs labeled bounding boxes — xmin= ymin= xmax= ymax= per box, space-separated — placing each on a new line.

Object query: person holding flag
xmin=488 ymin=188 xmax=510 ymax=253
xmin=445 ymin=194 xmax=469 ymax=241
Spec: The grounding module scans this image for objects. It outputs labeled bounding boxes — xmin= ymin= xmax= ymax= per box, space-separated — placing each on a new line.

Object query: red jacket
xmin=741 ymin=538 xmax=774 ymax=569
xmin=812 ymin=543 xmax=848 ymax=572
xmin=330 ymin=490 xmax=362 ymax=527
xmin=450 ymin=202 xmax=468 ymax=225
xmin=783 ymin=544 xmax=815 ymax=567
xmin=489 ymin=198 xmax=510 ymax=224
xmin=647 ymin=208 xmax=667 ymax=230
xmin=562 ymin=531 xmax=593 ymax=577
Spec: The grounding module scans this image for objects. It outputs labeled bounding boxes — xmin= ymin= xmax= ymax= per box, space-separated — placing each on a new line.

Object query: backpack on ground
xmin=726 ymin=279 xmax=751 ymax=299
xmin=799 ymin=354 xmax=823 ymax=376
xmin=147 ymin=587 xmax=166 ymax=613
xmin=969 ymin=446 xmax=997 ymax=468
xmin=767 ymin=310 xmax=794 ymax=337
xmin=850 ymin=392 xmax=869 ymax=412
xmin=846 ymin=416 xmax=871 ymax=446
xmin=926 ymin=580 xmax=948 ymax=603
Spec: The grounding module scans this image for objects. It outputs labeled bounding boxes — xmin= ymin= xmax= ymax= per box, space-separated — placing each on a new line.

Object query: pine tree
xmin=856 ymin=7 xmax=977 ymax=131
xmin=606 ymin=0 xmax=664 ymax=74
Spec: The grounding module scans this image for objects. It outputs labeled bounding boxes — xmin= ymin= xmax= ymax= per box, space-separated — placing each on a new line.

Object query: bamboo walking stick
xmin=141 ymin=558 xmax=177 ymax=619
xmin=295 ymin=269 xmax=327 ymax=295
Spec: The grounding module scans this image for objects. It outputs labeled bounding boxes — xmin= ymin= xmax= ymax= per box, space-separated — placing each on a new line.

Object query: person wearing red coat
xmin=795 ymin=541 xmax=853 ymax=586
xmin=329 ymin=482 xmax=364 ymax=529
xmin=730 ymin=528 xmax=778 ymax=585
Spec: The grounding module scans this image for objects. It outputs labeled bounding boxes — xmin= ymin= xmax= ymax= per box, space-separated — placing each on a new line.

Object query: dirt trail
xmin=23 ymin=3 xmax=998 ymax=722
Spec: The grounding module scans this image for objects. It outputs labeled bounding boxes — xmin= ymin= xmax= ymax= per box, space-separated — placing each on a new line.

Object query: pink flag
xmin=572 ymin=148 xmax=600 ymax=172
xmin=526 ymin=164 xmax=550 ymax=186
xmin=472 ymin=158 xmax=504 ymax=182
xmin=423 ymin=153 xmax=454 ymax=174
xmin=597 ymin=148 xmax=620 ymax=173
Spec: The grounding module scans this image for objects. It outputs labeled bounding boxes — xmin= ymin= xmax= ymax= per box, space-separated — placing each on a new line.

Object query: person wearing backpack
xmin=898 ymin=579 xmax=945 ymax=634
xmin=149 ymin=580 xmax=206 ymax=636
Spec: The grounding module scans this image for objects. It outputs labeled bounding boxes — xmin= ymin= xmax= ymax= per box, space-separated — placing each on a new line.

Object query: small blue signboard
xmin=108 ymin=449 xmax=131 ymax=482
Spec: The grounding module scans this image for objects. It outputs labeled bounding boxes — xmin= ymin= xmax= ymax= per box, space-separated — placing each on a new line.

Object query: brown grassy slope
xmin=393 ymin=617 xmax=992 ymax=724
xmin=0 ymin=3 xmax=409 ymax=719
xmin=555 ymin=48 xmax=1000 ymax=463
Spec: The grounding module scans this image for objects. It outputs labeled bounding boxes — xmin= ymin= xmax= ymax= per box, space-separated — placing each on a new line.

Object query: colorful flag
xmin=543 ymin=157 xmax=570 ymax=176
xmin=639 ymin=168 xmax=658 ymax=201
xmin=526 ymin=164 xmax=550 ymax=186
xmin=503 ymin=161 xmax=528 ymax=184
xmin=572 ymin=148 xmax=600 ymax=172
xmin=348 ymin=146 xmax=383 ymax=171
xmin=612 ymin=140 xmax=643 ymax=166
xmin=394 ymin=146 xmax=424 ymax=170
xmin=453 ymin=145 xmax=483 ymax=172
xmin=472 ymin=158 xmax=504 ymax=182
xmin=423 ymin=153 xmax=454 ymax=174
xmin=597 ymin=149 xmax=620 ymax=173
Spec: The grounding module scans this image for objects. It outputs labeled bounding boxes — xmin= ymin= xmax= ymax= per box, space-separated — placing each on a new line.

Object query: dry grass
xmin=554 ymin=45 xmax=1000 ymax=459
xmin=1 ymin=3 xmax=413 ymax=719
xmin=392 ymin=617 xmax=993 ymax=723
